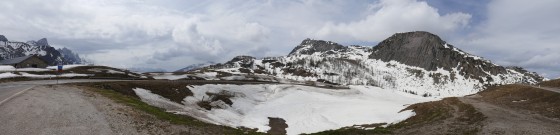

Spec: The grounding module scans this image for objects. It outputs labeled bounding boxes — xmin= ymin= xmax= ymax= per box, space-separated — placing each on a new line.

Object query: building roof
xmin=0 ymin=55 xmax=36 ymax=65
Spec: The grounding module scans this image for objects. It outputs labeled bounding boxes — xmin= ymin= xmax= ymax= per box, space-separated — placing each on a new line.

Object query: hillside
xmin=190 ymin=31 xmax=544 ymax=97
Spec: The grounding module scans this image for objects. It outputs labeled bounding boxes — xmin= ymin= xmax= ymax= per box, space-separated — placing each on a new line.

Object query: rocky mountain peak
xmin=369 ymin=31 xmax=454 ymax=70
xmin=228 ymin=55 xmax=255 ymax=64
xmin=288 ymin=38 xmax=346 ymax=56
xmin=36 ymin=38 xmax=49 ymax=46
xmin=0 ymin=35 xmax=8 ymax=42
xmin=368 ymin=31 xmax=538 ymax=80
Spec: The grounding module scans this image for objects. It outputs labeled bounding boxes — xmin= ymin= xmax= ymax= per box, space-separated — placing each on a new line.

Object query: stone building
xmin=0 ymin=55 xmax=49 ymax=68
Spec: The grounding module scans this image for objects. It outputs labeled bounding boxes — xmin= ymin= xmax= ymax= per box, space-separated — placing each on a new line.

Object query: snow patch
xmin=134 ymin=84 xmax=435 ymax=135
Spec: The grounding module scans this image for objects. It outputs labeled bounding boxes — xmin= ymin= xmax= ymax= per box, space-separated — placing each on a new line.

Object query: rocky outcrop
xmin=369 ymin=31 xmax=520 ymax=80
xmin=36 ymin=38 xmax=49 ymax=46
xmin=0 ymin=35 xmax=8 ymax=42
xmin=206 ymin=55 xmax=256 ymax=69
xmin=57 ymin=47 xmax=85 ymax=64
xmin=288 ymin=38 xmax=347 ymax=56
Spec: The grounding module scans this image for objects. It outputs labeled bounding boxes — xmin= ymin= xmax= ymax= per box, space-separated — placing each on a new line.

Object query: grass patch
xmin=539 ymin=79 xmax=560 ymax=88
xmin=78 ymin=85 xmax=265 ymax=135
xmin=478 ymin=84 xmax=560 ymax=119
xmin=307 ymin=97 xmax=485 ymax=135
xmin=81 ymin=81 xmax=193 ymax=105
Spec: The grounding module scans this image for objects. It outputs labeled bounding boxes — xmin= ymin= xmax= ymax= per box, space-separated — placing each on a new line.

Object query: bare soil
xmin=539 ymin=79 xmax=560 ymax=87
xmin=391 ymin=97 xmax=485 ymax=135
xmin=267 ymin=117 xmax=289 ymax=135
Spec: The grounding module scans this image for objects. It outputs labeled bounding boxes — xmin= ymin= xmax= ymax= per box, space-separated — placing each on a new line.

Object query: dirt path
xmin=528 ymin=85 xmax=560 ymax=93
xmin=0 ymin=85 xmax=197 ymax=135
xmin=459 ymin=95 xmax=560 ymax=135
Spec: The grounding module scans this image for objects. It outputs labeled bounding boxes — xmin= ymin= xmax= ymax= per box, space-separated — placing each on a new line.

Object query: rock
xmin=0 ymin=35 xmax=8 ymax=42
xmin=288 ymin=38 xmax=347 ymax=56
xmin=36 ymin=38 xmax=49 ymax=46
xmin=369 ymin=31 xmax=516 ymax=79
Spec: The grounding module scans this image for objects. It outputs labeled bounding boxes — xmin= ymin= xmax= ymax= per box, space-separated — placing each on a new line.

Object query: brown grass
xmin=65 ymin=66 xmax=147 ymax=79
xmin=478 ymin=84 xmax=560 ymax=119
xmin=539 ymin=79 xmax=560 ymax=87
xmin=77 ymin=81 xmax=193 ymax=104
xmin=307 ymin=97 xmax=485 ymax=135
xmin=78 ymin=85 xmax=264 ymax=135
xmin=391 ymin=97 xmax=485 ymax=134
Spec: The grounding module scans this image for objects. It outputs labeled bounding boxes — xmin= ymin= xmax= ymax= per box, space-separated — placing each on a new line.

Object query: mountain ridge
xmin=185 ymin=31 xmax=544 ymax=97
xmin=0 ymin=35 xmax=85 ymax=65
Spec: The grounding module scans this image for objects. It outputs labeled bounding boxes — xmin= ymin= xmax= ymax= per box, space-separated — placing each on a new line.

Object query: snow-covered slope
xmin=133 ymin=84 xmax=434 ymax=134
xmin=198 ymin=31 xmax=545 ymax=97
xmin=0 ymin=35 xmax=85 ymax=65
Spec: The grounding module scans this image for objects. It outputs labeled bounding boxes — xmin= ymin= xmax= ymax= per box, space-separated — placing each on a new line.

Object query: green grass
xmin=81 ymin=86 xmax=265 ymax=135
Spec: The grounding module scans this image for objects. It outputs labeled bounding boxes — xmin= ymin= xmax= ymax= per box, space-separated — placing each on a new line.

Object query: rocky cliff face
xmin=57 ymin=47 xmax=85 ymax=64
xmin=369 ymin=31 xmax=517 ymax=81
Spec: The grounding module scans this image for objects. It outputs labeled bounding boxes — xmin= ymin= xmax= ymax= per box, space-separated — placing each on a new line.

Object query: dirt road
xmin=460 ymin=95 xmax=560 ymax=135
xmin=0 ymin=85 xmax=199 ymax=135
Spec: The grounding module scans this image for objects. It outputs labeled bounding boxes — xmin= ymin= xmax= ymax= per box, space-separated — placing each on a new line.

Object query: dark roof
xmin=0 ymin=55 xmax=36 ymax=65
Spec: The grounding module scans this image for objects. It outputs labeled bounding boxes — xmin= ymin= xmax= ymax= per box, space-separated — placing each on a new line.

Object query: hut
xmin=0 ymin=55 xmax=48 ymax=68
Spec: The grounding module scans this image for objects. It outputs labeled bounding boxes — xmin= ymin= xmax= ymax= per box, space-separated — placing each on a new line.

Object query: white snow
xmin=18 ymin=72 xmax=91 ymax=78
xmin=0 ymin=72 xmax=91 ymax=79
xmin=0 ymin=66 xmax=53 ymax=72
xmin=88 ymin=68 xmax=125 ymax=74
xmin=46 ymin=64 xmax=88 ymax=70
xmin=195 ymin=72 xmax=218 ymax=80
xmin=0 ymin=66 xmax=16 ymax=71
xmin=0 ymin=72 xmax=20 ymax=79
xmin=150 ymin=73 xmax=189 ymax=80
xmin=133 ymin=84 xmax=435 ymax=135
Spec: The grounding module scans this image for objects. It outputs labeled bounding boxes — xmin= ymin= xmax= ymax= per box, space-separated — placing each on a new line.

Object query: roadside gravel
xmin=460 ymin=95 xmax=560 ymax=135
xmin=0 ymin=85 xmax=195 ymax=135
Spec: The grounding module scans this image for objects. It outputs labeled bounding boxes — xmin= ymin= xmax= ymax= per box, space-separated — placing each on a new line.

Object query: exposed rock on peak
xmin=369 ymin=31 xmax=522 ymax=81
xmin=369 ymin=31 xmax=448 ymax=70
xmin=36 ymin=38 xmax=50 ymax=46
xmin=0 ymin=35 xmax=8 ymax=42
xmin=205 ymin=55 xmax=256 ymax=69
xmin=288 ymin=38 xmax=346 ymax=56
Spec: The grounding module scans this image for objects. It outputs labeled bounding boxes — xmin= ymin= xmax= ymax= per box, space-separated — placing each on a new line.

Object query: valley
xmin=0 ymin=31 xmax=557 ymax=135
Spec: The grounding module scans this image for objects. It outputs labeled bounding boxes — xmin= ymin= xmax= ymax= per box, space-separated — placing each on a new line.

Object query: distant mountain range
xmin=186 ymin=31 xmax=545 ymax=97
xmin=175 ymin=62 xmax=217 ymax=72
xmin=0 ymin=35 xmax=85 ymax=65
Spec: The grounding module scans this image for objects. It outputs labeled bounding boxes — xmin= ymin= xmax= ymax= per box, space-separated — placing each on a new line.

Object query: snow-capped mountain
xmin=57 ymin=47 xmax=85 ymax=64
xmin=175 ymin=61 xmax=217 ymax=72
xmin=0 ymin=35 xmax=85 ymax=65
xmin=199 ymin=31 xmax=545 ymax=97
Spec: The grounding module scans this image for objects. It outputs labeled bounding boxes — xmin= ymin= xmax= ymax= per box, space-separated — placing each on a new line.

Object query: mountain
xmin=197 ymin=31 xmax=545 ymax=97
xmin=175 ymin=61 xmax=217 ymax=72
xmin=57 ymin=47 xmax=85 ymax=64
xmin=0 ymin=35 xmax=85 ymax=65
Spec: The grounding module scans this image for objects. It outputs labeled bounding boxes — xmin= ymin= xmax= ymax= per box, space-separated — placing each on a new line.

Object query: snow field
xmin=0 ymin=72 xmax=91 ymax=79
xmin=133 ymin=84 xmax=435 ymax=135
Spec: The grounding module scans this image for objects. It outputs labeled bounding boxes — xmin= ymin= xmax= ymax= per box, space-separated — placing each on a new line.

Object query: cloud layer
xmin=457 ymin=0 xmax=560 ymax=78
xmin=0 ymin=0 xmax=558 ymax=78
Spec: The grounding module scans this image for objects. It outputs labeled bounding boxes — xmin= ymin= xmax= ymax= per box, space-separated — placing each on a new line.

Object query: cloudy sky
xmin=0 ymin=0 xmax=558 ymax=78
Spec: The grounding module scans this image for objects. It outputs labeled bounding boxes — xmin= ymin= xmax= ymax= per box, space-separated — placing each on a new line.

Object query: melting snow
xmin=133 ymin=84 xmax=435 ymax=135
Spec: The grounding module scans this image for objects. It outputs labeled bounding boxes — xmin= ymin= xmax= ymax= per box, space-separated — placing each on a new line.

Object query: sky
xmin=0 ymin=0 xmax=558 ymax=78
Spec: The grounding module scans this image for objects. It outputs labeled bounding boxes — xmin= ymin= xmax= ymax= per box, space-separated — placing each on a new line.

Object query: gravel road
xmin=0 ymin=85 xmax=118 ymax=134
xmin=0 ymin=85 xmax=198 ymax=135
xmin=460 ymin=95 xmax=560 ymax=135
